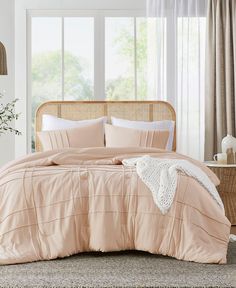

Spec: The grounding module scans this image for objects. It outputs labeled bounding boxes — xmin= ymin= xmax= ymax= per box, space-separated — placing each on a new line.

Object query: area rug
xmin=0 ymin=243 xmax=235 ymax=288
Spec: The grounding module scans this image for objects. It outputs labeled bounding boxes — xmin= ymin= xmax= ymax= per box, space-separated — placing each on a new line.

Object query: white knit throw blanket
xmin=122 ymin=156 xmax=236 ymax=242
xmin=122 ymin=156 xmax=224 ymax=214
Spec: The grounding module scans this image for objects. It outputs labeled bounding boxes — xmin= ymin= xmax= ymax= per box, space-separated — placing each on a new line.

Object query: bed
xmin=0 ymin=101 xmax=230 ymax=265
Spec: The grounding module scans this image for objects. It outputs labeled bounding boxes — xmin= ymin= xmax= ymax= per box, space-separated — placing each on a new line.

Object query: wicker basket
xmin=209 ymin=166 xmax=236 ymax=225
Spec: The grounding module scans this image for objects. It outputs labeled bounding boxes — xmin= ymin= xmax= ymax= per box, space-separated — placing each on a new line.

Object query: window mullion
xmin=134 ymin=17 xmax=137 ymax=100
xmin=94 ymin=14 xmax=105 ymax=100
xmin=166 ymin=12 xmax=177 ymax=107
xmin=61 ymin=16 xmax=65 ymax=101
xmin=27 ymin=14 xmax=32 ymax=153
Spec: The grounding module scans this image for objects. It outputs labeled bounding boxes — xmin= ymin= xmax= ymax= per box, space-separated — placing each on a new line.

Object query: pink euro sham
xmin=105 ymin=124 xmax=169 ymax=149
xmin=38 ymin=121 xmax=104 ymax=151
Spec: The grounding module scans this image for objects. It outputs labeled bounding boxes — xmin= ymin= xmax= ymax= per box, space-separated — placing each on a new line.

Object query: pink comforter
xmin=0 ymin=147 xmax=230 ymax=264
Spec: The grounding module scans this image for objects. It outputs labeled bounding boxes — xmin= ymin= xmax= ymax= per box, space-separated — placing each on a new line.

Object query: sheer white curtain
xmin=147 ymin=0 xmax=207 ymax=160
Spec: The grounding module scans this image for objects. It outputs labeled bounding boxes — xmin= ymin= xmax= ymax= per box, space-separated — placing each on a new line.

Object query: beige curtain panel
xmin=205 ymin=0 xmax=236 ymax=160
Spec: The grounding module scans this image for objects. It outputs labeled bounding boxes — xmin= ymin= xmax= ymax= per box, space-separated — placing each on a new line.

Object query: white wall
xmin=0 ymin=0 xmax=15 ymax=166
xmin=14 ymin=0 xmax=146 ymax=159
xmin=16 ymin=0 xmax=145 ymax=10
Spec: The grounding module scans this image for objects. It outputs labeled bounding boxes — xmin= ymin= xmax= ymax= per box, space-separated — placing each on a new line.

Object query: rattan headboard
xmin=35 ymin=101 xmax=176 ymax=152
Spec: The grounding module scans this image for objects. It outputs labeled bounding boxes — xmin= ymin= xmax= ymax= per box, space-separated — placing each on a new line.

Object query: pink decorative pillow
xmin=38 ymin=122 xmax=104 ymax=151
xmin=105 ymin=124 xmax=169 ymax=149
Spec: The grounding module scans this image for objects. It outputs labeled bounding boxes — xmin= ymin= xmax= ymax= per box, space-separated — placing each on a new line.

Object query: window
xmin=177 ymin=17 xmax=206 ymax=159
xmin=29 ymin=10 xmax=206 ymax=159
xmin=105 ymin=17 xmax=135 ymax=100
xmin=30 ymin=11 xmax=147 ymax=150
xmin=105 ymin=17 xmax=148 ymax=100
xmin=64 ymin=18 xmax=94 ymax=100
xmin=31 ymin=15 xmax=95 ymax=149
xmin=32 ymin=17 xmax=94 ymax=106
xmin=32 ymin=17 xmax=62 ymax=120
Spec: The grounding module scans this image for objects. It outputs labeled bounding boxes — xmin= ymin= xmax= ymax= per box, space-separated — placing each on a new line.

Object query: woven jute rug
xmin=0 ymin=242 xmax=235 ymax=288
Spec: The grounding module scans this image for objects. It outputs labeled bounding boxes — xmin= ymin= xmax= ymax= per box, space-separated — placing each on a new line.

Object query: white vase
xmin=221 ymin=134 xmax=236 ymax=153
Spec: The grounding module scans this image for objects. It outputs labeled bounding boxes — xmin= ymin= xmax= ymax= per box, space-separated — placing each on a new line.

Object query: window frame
xmin=27 ymin=9 xmax=147 ymax=152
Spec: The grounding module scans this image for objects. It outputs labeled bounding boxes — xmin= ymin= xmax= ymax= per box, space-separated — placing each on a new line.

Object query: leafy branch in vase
xmin=0 ymin=92 xmax=21 ymax=136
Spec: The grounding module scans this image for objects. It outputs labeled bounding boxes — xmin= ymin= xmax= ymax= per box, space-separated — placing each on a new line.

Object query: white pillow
xmin=42 ymin=115 xmax=107 ymax=131
xmin=111 ymin=116 xmax=175 ymax=151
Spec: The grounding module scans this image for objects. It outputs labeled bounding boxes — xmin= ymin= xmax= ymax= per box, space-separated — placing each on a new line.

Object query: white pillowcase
xmin=42 ymin=114 xmax=107 ymax=131
xmin=111 ymin=116 xmax=175 ymax=151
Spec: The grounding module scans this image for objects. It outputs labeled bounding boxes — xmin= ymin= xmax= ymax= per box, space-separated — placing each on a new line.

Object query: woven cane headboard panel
xmin=35 ymin=101 xmax=176 ymax=152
